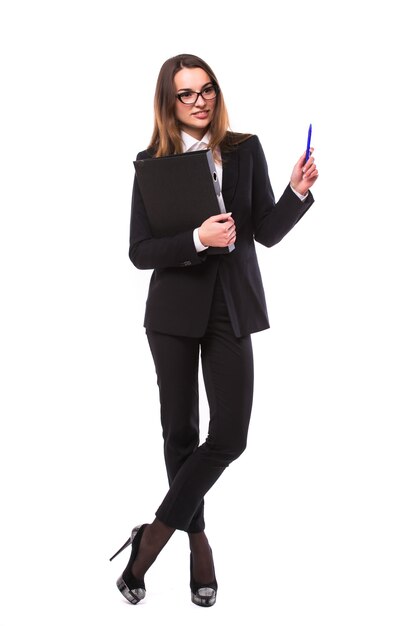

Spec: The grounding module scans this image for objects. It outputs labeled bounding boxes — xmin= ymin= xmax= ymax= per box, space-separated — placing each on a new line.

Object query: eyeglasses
xmin=176 ymin=83 xmax=219 ymax=106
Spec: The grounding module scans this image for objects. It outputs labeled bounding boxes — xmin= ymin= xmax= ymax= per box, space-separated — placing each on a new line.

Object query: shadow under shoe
xmin=190 ymin=553 xmax=218 ymax=607
xmin=109 ymin=524 xmax=148 ymax=604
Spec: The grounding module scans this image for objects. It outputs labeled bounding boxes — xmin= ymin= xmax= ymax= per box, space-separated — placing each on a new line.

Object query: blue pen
xmin=305 ymin=123 xmax=312 ymax=164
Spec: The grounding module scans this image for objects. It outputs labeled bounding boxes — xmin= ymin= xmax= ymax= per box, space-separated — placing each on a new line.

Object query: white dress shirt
xmin=180 ymin=130 xmax=307 ymax=253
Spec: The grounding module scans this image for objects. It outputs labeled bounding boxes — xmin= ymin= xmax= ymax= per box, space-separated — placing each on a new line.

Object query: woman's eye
xmin=180 ymin=91 xmax=193 ymax=98
xmin=203 ymin=86 xmax=214 ymax=95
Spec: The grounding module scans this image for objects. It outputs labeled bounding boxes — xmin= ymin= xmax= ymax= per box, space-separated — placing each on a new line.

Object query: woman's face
xmin=174 ymin=67 xmax=217 ymax=140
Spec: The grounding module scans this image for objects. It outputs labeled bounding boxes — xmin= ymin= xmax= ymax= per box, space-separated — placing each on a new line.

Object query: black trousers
xmin=146 ymin=279 xmax=254 ymax=533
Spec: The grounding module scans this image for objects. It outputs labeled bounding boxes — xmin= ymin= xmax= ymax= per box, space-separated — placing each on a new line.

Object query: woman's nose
xmin=194 ymin=93 xmax=206 ymax=106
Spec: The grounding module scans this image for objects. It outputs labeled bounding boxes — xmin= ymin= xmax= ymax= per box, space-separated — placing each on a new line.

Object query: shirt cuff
xmin=193 ymin=228 xmax=209 ymax=252
xmin=290 ymin=185 xmax=308 ymax=202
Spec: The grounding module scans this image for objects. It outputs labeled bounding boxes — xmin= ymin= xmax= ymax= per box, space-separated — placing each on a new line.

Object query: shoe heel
xmin=110 ymin=524 xmax=147 ymax=605
xmin=109 ymin=525 xmax=143 ymax=562
xmin=109 ymin=536 xmax=132 ymax=562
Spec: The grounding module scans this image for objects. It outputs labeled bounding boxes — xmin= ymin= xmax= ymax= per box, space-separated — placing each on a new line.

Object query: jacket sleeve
xmin=128 ymin=153 xmax=206 ymax=270
xmin=251 ymin=137 xmax=314 ymax=248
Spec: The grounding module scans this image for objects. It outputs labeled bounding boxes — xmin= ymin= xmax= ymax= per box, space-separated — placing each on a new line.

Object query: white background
xmin=1 ymin=1 xmax=416 ymax=624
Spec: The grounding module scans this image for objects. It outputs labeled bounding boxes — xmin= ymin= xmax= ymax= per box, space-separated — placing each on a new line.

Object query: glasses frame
xmin=175 ymin=83 xmax=219 ymax=106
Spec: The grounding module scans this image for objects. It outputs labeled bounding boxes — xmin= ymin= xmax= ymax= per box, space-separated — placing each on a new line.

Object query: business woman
xmin=110 ymin=53 xmax=319 ymax=607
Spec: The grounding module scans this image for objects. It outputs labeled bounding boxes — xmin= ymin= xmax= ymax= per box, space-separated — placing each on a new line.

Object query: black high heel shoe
xmin=109 ymin=524 xmax=148 ymax=604
xmin=190 ymin=552 xmax=218 ymax=607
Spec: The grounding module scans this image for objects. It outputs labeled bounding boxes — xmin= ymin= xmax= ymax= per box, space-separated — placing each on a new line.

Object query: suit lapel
xmin=221 ymin=146 xmax=239 ymax=209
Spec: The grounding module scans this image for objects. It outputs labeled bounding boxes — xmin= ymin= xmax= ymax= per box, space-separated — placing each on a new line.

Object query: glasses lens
xmin=201 ymin=85 xmax=217 ymax=100
xmin=179 ymin=91 xmax=196 ymax=104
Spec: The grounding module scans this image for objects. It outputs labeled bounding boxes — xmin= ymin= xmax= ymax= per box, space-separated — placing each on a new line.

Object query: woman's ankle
xmin=188 ymin=530 xmax=210 ymax=552
xmin=131 ymin=518 xmax=175 ymax=579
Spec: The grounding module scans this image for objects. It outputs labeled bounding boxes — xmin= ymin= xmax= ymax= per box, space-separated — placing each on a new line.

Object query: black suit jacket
xmin=129 ymin=134 xmax=314 ymax=338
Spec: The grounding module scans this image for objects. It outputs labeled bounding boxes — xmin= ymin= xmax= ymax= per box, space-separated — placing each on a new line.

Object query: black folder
xmin=133 ymin=149 xmax=234 ymax=254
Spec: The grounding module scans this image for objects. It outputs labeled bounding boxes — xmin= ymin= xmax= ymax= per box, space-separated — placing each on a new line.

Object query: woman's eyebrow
xmin=176 ymin=82 xmax=212 ymax=92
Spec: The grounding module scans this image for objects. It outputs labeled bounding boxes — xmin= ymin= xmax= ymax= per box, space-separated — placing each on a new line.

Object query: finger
xmin=300 ymin=146 xmax=314 ymax=165
xmin=298 ymin=152 xmax=307 ymax=167
xmin=210 ymin=212 xmax=232 ymax=223
xmin=304 ymin=163 xmax=318 ymax=177
xmin=303 ymin=162 xmax=315 ymax=175
xmin=302 ymin=161 xmax=316 ymax=178
xmin=303 ymin=155 xmax=315 ymax=170
xmin=304 ymin=169 xmax=319 ymax=181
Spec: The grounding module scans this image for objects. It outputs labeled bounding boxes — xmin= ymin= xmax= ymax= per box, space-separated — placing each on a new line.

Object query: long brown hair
xmin=149 ymin=54 xmax=249 ymax=157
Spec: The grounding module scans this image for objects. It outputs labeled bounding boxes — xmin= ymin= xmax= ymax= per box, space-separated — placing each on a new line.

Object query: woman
xmin=110 ymin=53 xmax=318 ymax=607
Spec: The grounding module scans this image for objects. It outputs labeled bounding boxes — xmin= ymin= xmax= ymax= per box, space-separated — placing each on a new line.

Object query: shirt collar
xmin=181 ymin=130 xmax=211 ymax=153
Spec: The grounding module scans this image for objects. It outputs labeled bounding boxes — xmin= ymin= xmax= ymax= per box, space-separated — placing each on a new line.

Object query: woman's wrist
xmin=194 ymin=227 xmax=209 ymax=251
xmin=290 ymin=183 xmax=308 ymax=201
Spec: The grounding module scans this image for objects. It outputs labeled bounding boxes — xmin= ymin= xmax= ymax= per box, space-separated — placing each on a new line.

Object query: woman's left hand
xmin=290 ymin=148 xmax=319 ymax=196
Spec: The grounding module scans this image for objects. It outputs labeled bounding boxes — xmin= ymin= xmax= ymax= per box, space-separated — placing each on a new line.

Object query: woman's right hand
xmin=198 ymin=213 xmax=236 ymax=248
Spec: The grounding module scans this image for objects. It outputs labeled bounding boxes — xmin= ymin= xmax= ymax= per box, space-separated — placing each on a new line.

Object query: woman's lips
xmin=192 ymin=110 xmax=209 ymax=119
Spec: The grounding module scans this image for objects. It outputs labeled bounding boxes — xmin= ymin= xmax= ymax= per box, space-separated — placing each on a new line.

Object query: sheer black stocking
xmin=128 ymin=519 xmax=215 ymax=587
xmin=130 ymin=518 xmax=175 ymax=581
xmin=188 ymin=531 xmax=216 ymax=584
